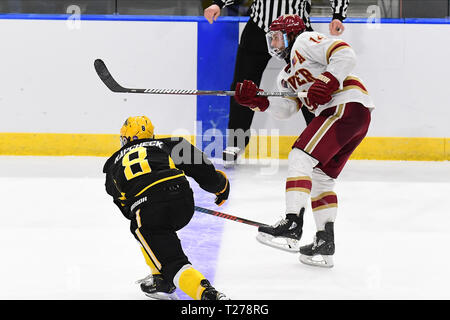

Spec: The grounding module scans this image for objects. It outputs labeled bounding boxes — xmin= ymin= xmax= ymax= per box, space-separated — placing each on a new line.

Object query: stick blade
xmin=94 ymin=59 xmax=128 ymax=93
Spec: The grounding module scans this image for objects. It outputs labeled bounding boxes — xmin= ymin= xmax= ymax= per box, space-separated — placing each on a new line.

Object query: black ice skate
xmin=136 ymin=274 xmax=179 ymax=300
xmin=299 ymin=222 xmax=335 ymax=268
xmin=200 ymin=279 xmax=230 ymax=300
xmin=256 ymin=212 xmax=304 ymax=253
xmin=222 ymin=147 xmax=242 ymax=168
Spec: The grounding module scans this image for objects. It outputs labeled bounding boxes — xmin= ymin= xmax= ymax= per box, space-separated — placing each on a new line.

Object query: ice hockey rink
xmin=0 ymin=156 xmax=449 ymax=300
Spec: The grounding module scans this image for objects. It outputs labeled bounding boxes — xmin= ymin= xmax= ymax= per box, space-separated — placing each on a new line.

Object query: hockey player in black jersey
xmin=103 ymin=116 xmax=229 ymax=300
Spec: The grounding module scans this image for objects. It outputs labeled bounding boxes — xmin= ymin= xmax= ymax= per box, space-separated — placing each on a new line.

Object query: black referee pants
xmin=228 ymin=19 xmax=271 ymax=150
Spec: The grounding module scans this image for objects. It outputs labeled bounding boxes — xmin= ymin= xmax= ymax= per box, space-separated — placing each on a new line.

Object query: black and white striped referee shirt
xmin=213 ymin=0 xmax=349 ymax=32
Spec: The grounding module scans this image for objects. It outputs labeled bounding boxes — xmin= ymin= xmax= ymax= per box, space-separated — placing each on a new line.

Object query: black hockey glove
xmin=214 ymin=170 xmax=230 ymax=206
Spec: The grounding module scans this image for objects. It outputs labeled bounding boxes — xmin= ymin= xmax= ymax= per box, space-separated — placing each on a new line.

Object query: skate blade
xmin=144 ymin=292 xmax=180 ymax=300
xmin=256 ymin=232 xmax=299 ymax=253
xmin=299 ymin=254 xmax=334 ymax=268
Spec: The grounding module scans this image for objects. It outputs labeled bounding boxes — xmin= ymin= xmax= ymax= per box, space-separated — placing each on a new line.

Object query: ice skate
xmin=136 ymin=274 xmax=179 ymax=300
xmin=222 ymin=147 xmax=242 ymax=168
xmin=299 ymin=222 xmax=335 ymax=268
xmin=200 ymin=279 xmax=230 ymax=300
xmin=256 ymin=213 xmax=303 ymax=252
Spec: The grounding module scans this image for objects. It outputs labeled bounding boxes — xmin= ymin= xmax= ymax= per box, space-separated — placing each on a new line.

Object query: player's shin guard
xmin=174 ymin=264 xmax=229 ymax=300
xmin=285 ymin=148 xmax=317 ymax=214
xmin=311 ymin=168 xmax=337 ymax=230
xmin=256 ymin=148 xmax=317 ymax=252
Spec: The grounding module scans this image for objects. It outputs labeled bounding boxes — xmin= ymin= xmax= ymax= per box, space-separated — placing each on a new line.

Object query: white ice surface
xmin=0 ymin=156 xmax=449 ymax=300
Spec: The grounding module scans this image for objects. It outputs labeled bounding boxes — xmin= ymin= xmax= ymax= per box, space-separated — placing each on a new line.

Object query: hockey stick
xmin=194 ymin=206 xmax=267 ymax=228
xmin=94 ymin=59 xmax=307 ymax=98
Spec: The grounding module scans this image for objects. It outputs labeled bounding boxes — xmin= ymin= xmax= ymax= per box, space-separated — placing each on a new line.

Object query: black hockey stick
xmin=94 ymin=59 xmax=306 ymax=98
xmin=194 ymin=206 xmax=267 ymax=227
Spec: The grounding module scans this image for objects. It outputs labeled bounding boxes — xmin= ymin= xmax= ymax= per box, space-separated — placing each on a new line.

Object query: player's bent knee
xmin=312 ymin=167 xmax=335 ymax=191
xmin=162 ymin=257 xmax=191 ymax=286
xmin=288 ymin=148 xmax=318 ymax=176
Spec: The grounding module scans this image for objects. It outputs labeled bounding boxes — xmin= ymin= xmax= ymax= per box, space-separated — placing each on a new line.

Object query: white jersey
xmin=267 ymin=31 xmax=374 ymax=120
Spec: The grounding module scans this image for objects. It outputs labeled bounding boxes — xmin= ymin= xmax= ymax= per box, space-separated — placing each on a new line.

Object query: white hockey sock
xmin=285 ymin=148 xmax=318 ymax=215
xmin=311 ymin=168 xmax=337 ymax=230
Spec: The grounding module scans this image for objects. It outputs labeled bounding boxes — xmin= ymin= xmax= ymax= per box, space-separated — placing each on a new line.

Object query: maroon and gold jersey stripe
xmin=326 ymin=40 xmax=351 ymax=64
xmin=334 ymin=76 xmax=369 ymax=95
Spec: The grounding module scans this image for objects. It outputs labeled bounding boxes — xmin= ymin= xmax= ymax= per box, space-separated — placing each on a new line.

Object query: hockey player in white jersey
xmin=234 ymin=14 xmax=374 ymax=267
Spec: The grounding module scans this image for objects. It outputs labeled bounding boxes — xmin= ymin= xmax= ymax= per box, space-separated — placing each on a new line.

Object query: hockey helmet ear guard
xmin=120 ymin=116 xmax=155 ymax=147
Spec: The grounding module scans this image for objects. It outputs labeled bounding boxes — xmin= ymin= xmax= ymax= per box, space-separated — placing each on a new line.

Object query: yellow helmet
xmin=120 ymin=116 xmax=155 ymax=146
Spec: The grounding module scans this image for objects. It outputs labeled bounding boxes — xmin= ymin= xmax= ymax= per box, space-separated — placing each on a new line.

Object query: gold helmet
xmin=120 ymin=116 xmax=155 ymax=146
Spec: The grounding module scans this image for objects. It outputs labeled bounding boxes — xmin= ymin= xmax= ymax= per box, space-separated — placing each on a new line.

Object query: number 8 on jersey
xmin=122 ymin=147 xmax=152 ymax=180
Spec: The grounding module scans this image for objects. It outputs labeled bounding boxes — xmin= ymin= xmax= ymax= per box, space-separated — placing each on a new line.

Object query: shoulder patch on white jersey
xmin=291 ymin=50 xmax=306 ymax=66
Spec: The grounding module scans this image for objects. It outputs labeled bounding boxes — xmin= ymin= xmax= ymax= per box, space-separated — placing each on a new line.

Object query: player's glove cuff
xmin=307 ymin=72 xmax=340 ymax=106
xmin=214 ymin=170 xmax=230 ymax=206
xmin=234 ymin=80 xmax=269 ymax=112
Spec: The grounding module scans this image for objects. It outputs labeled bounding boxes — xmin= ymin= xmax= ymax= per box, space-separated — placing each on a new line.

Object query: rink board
xmin=0 ymin=133 xmax=448 ymax=161
xmin=0 ymin=15 xmax=449 ymax=160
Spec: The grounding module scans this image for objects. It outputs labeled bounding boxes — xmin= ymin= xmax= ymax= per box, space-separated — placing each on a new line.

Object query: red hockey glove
xmin=214 ymin=170 xmax=230 ymax=206
xmin=307 ymin=72 xmax=340 ymax=107
xmin=234 ymin=80 xmax=269 ymax=112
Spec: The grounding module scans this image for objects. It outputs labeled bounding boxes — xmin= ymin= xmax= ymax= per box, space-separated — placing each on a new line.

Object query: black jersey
xmin=103 ymin=137 xmax=226 ymax=219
